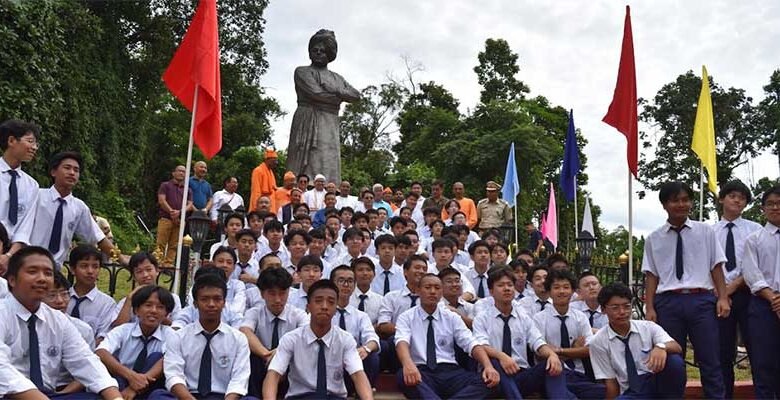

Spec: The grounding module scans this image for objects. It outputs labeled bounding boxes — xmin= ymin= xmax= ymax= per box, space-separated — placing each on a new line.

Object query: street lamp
xmin=217 ymin=203 xmax=233 ymax=241
xmin=497 ymin=224 xmax=515 ymax=245
xmin=234 ymin=205 xmax=246 ymax=220
xmin=575 ymin=230 xmax=597 ymax=271
xmin=188 ymin=210 xmax=211 ymax=255
xmin=181 ymin=210 xmax=211 ymax=305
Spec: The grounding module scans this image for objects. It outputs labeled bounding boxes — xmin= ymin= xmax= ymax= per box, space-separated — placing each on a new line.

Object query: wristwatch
xmin=363 ymin=345 xmax=372 ymax=353
xmin=655 ymin=342 xmax=667 ymax=349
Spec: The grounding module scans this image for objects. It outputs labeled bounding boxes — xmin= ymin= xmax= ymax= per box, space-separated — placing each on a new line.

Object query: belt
xmin=669 ymin=288 xmax=711 ymax=294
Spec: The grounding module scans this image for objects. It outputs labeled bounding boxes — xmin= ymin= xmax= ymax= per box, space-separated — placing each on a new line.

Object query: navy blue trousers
xmin=396 ymin=363 xmax=489 ymax=399
xmin=147 ymin=389 xmax=258 ymax=399
xmin=717 ymin=288 xmax=752 ymax=399
xmin=247 ymin=353 xmax=288 ymax=398
xmin=380 ymin=337 xmax=399 ymax=372
xmin=345 ymin=351 xmax=379 ymax=393
xmin=655 ymin=291 xmax=725 ymax=399
xmin=616 ymin=353 xmax=686 ymax=399
xmin=564 ymin=369 xmax=606 ymax=399
xmin=491 ymin=359 xmax=576 ymax=400
xmin=115 ymin=351 xmax=165 ymax=396
xmin=747 ymin=296 xmax=780 ymax=399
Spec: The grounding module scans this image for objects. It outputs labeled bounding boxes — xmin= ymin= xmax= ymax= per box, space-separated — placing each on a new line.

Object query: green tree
xmin=473 ymin=38 xmax=530 ymax=104
xmin=757 ymin=69 xmax=780 ymax=174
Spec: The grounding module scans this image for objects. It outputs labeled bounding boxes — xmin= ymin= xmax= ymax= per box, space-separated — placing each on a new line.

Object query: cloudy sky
xmin=259 ymin=0 xmax=780 ymax=236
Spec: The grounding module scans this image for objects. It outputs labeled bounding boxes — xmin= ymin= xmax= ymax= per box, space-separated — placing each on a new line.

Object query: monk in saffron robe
xmin=250 ymin=149 xmax=278 ymax=212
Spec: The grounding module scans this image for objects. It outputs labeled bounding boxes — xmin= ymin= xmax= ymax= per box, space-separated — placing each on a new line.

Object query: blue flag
xmin=560 ymin=109 xmax=580 ymax=202
xmin=502 ymin=143 xmax=520 ymax=208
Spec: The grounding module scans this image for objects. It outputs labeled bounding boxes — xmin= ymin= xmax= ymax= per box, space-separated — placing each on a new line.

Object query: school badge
xmin=218 ymin=355 xmax=230 ymax=367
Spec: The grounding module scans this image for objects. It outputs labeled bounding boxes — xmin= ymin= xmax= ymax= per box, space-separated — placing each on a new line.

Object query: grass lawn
xmin=685 ymin=346 xmax=752 ymax=381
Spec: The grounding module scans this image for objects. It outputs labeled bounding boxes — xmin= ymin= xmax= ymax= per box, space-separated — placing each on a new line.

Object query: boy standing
xmin=67 ymin=245 xmax=116 ymax=339
xmin=371 ymin=234 xmax=405 ymax=295
xmin=349 ymin=257 xmax=382 ymax=324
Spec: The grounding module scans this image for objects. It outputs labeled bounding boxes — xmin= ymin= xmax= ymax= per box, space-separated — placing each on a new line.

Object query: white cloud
xmin=260 ymin=0 xmax=780 ymax=236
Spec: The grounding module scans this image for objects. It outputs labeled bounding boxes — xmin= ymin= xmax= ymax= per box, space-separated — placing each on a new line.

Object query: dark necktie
xmin=557 ymin=315 xmax=576 ymax=369
xmin=477 ymin=275 xmax=486 ymax=298
xmin=28 ymin=314 xmax=43 ymax=389
xmin=516 ymin=292 xmax=525 ymax=301
xmin=618 ymin=333 xmax=642 ymax=392
xmin=271 ymin=317 xmax=280 ymax=349
xmin=198 ymin=331 xmax=217 ymax=396
xmin=672 ymin=226 xmax=685 ymax=280
xmin=316 ymin=339 xmax=327 ymax=396
xmin=587 ymin=310 xmax=598 ymax=327
xmin=536 ymin=299 xmax=547 ymax=311
xmin=358 ymin=294 xmax=367 ymax=311
xmin=7 ymin=170 xmax=18 ymax=225
xmin=426 ymin=315 xmax=437 ymax=370
xmin=725 ymin=222 xmax=736 ymax=271
xmin=133 ymin=336 xmax=151 ymax=372
xmin=383 ymin=270 xmax=391 ymax=295
xmin=70 ymin=296 xmax=88 ymax=319
xmin=409 ymin=294 xmax=418 ymax=307
xmin=499 ymin=314 xmax=512 ymax=355
xmin=48 ymin=198 xmax=65 ymax=254
xmin=338 ymin=308 xmax=347 ymax=330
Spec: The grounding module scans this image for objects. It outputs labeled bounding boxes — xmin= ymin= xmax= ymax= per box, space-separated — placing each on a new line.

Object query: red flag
xmin=162 ymin=0 xmax=222 ymax=159
xmin=602 ymin=5 xmax=638 ymax=178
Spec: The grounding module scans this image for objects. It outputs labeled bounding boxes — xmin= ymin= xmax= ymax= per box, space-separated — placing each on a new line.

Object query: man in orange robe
xmin=250 ymin=149 xmax=278 ymax=212
xmin=273 ymin=171 xmax=296 ymax=213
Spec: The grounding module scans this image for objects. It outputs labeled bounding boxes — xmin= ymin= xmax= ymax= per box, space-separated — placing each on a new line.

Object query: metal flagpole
xmin=699 ymin=163 xmax=705 ymax=221
xmin=628 ymin=171 xmax=634 ymax=286
xmin=173 ymin=85 xmax=199 ymax=296
xmin=513 ymin=194 xmax=519 ymax=254
xmin=574 ymin=177 xmax=579 ymax=235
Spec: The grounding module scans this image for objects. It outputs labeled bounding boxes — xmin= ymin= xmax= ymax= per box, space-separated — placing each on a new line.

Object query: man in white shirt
xmin=335 ymin=180 xmax=358 ymax=211
xmin=371 ymin=234 xmax=406 ymax=295
xmin=572 ymin=271 xmax=608 ymax=330
xmin=589 ymin=282 xmax=685 ymax=399
xmin=350 ymin=257 xmax=383 ymax=324
xmin=516 ymin=265 xmax=553 ymax=316
xmin=741 ymin=185 xmax=780 ymax=399
xmin=464 ymin=240 xmax=491 ymax=299
xmin=210 ymin=176 xmax=244 ymax=222
xmin=642 ymin=182 xmax=730 ymax=399
xmin=395 ymin=273 xmax=499 ymax=399
xmin=0 ymin=246 xmax=121 ymax=399
xmin=303 ymin=174 xmax=327 ymax=214
xmin=263 ymin=280 xmax=373 ymax=399
xmin=67 ymin=245 xmax=117 ymax=340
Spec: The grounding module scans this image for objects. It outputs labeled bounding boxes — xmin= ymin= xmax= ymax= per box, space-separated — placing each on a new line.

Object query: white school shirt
xmin=571 ymin=301 xmax=609 ymax=330
xmin=0 ymin=158 xmax=39 ymax=245
xmin=164 ymin=321 xmax=250 ymax=396
xmin=185 ymin=278 xmax=246 ymax=318
xmin=516 ymin=294 xmax=552 ymax=317
xmin=464 ymin=266 xmax=491 ymax=299
xmin=240 ymin=304 xmax=309 ymax=348
xmin=253 ymin=241 xmax=290 ymax=266
xmin=371 ymin=262 xmax=406 ymax=295
xmin=395 ymin=206 xmax=425 ymax=228
xmin=335 ymin=195 xmax=358 ymax=211
xmin=0 ymin=297 xmax=117 ymax=395
xmin=0 ymin=277 xmax=8 ymax=299
xmin=474 ymin=295 xmax=525 ymax=316
xmin=454 ymin=250 xmax=471 ymax=267
xmin=713 ymin=217 xmax=762 ymax=284
xmin=427 ymin=263 xmax=476 ymax=296
xmin=333 ymin=305 xmax=380 ymax=348
xmin=333 ymin=252 xmax=378 ymax=270
xmin=209 ymin=189 xmax=244 ymax=221
xmin=97 ymin=323 xmax=177 ymax=369
xmin=473 ymin=304 xmax=547 ymax=368
xmin=269 ymin=325 xmax=363 ymax=399
xmin=56 ymin=315 xmax=97 ymax=387
xmin=377 ymin=286 xmax=420 ymax=325
xmin=245 ymin=286 xmax=265 ymax=309
xmin=395 ymin=306 xmax=480 ymax=366
xmin=349 ymin=288 xmax=382 ymax=324
xmin=286 ymin=287 xmax=311 ymax=311
xmin=589 ymin=320 xmax=674 ymax=394
xmin=741 ymin=222 xmax=780 ymax=293
xmin=208 ymin=240 xmax=238 ymax=261
xmin=439 ymin=297 xmax=475 ymax=320
xmin=67 ymin=286 xmax=116 ymax=339
xmin=171 ymin=305 xmax=243 ymax=330
xmin=641 ymin=219 xmax=727 ymax=292
xmin=29 ymin=187 xmax=105 ymax=267
xmin=533 ymin=306 xmax=593 ymax=374
xmin=113 ymin=295 xmax=182 ymax=325
xmin=417 ymin=225 xmax=432 ymax=240
xmin=232 ymin=257 xmax=260 ymax=282
xmin=303 ymin=188 xmax=326 ymax=211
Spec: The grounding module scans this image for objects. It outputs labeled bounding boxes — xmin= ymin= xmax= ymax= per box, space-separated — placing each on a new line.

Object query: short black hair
xmin=468 ymin=240 xmax=490 ymax=255
xmin=258 ymin=267 xmax=293 ymax=291
xmin=578 ymin=270 xmax=599 ymax=287
xmin=128 ymin=251 xmax=159 ymax=274
xmin=396 ymin=235 xmax=412 ymax=247
xmin=374 ymin=234 xmax=398 ymax=249
xmin=761 ymin=185 xmax=780 ymax=206
xmin=437 ymin=267 xmax=461 ymax=282
xmin=0 ymin=119 xmax=40 ymax=150
xmin=52 ymin=269 xmax=71 ymax=290
xmin=351 ymin=256 xmax=376 ymax=271
xmin=481 ymin=228 xmax=501 ymax=241
xmin=487 ymin=266 xmax=516 ymax=289
xmin=528 ymin=264 xmax=549 ymax=282
xmin=235 ymin=229 xmax=257 ymax=243
xmin=658 ymin=181 xmax=694 ymax=204
xmin=418 ymin=272 xmax=441 ymax=286
xmin=339 ymin=206 xmax=354 ymax=216
xmin=223 ymin=212 xmax=244 ymax=227
xmin=329 ymin=265 xmax=354 ymax=281
xmin=351 ymin=212 xmax=368 ymax=225
xmin=342 ymin=227 xmax=363 ymax=242
xmin=222 ymin=176 xmax=237 ymax=186
xmin=403 ymin=229 xmax=419 ymax=239
xmin=69 ymin=244 xmax=102 ymax=268
xmin=263 ymin=219 xmax=285 ymax=233
xmin=192 ymin=272 xmax=228 ymax=299
xmin=546 ymin=253 xmax=569 ymax=270
xmin=5 ymin=246 xmax=55 ymax=280
xmin=48 ymin=151 xmax=83 ymax=174
xmin=293 ymin=203 xmax=310 ymax=215
xmin=0 ymin=223 xmax=10 ymax=256
xmin=297 ymin=254 xmax=323 ymax=272
xmin=284 ymin=229 xmax=312 ymax=246
xmin=509 ymin=258 xmax=529 ymax=273
xmin=212 ymin=246 xmax=237 ymax=264
xmin=258 ymin=253 xmax=282 ymax=269
xmin=423 ymin=207 xmax=440 ymax=217
xmin=403 ymin=254 xmax=428 ymax=270
xmin=306 ymin=279 xmax=339 ymax=303
xmin=490 ymin=242 xmax=509 ymax=256
xmin=718 ymin=180 xmax=752 ymax=203
xmin=544 ymin=268 xmax=577 ymax=292
xmin=194 ymin=265 xmax=227 ymax=282
xmin=309 ymin=227 xmax=326 ymax=240
xmin=597 ymin=282 xmax=633 ymax=307
xmin=132 ymin=285 xmax=175 ymax=313
xmin=295 ymin=214 xmax=312 ymax=222
xmin=431 ymin=238 xmax=455 ymax=252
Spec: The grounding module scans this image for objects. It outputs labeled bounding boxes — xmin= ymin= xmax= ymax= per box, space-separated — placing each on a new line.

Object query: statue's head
xmin=308 ymin=29 xmax=338 ymax=66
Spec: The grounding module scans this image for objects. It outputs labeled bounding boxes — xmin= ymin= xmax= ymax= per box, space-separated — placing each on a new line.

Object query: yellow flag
xmin=691 ymin=66 xmax=718 ymax=194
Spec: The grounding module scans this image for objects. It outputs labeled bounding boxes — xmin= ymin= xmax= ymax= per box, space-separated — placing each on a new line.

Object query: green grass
xmin=685 ymin=346 xmax=752 ymax=381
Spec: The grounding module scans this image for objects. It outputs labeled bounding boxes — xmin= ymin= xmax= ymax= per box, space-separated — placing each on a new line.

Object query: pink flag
xmin=540 ymin=213 xmax=548 ymax=239
xmin=544 ymin=183 xmax=558 ymax=249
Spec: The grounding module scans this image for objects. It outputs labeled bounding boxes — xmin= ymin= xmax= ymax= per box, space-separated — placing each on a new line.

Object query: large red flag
xmin=162 ymin=0 xmax=222 ymax=159
xmin=602 ymin=5 xmax=638 ymax=178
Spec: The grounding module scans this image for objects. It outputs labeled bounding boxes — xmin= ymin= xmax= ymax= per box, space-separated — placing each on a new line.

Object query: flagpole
xmin=628 ymin=171 xmax=634 ymax=286
xmin=699 ymin=163 xmax=705 ymax=221
xmin=513 ymin=193 xmax=519 ymax=256
xmin=574 ymin=177 xmax=579 ymax=235
xmin=173 ymin=85 xmax=199 ymax=297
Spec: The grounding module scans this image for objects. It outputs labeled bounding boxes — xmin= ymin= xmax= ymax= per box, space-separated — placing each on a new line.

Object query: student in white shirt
xmin=0 ymin=246 xmax=121 ymax=399
xmin=510 ymin=258 xmax=535 ymax=300
xmin=642 ymin=182 xmax=730 ymax=399
xmin=394 ymin=235 xmax=412 ymax=267
xmin=173 ymin=267 xmax=244 ymax=331
xmin=233 ymin=229 xmax=260 ymax=285
xmin=97 ymin=286 xmax=178 ymax=399
xmin=263 ymin=280 xmax=373 ymax=400
xmin=741 ymin=185 xmax=780 ymax=399
xmin=572 ymin=271 xmax=608 ymax=331
xmin=427 ymin=238 xmax=476 ymax=302
xmin=112 ymin=251 xmax=182 ymax=328
xmin=66 ymin=245 xmax=116 ymax=340
xmin=533 ymin=269 xmax=606 ymax=399
xmin=464 ymin=240 xmax=491 ymax=299
xmin=438 ymin=268 xmax=475 ymax=328
xmin=395 ymin=273 xmax=499 ymax=399
xmin=209 ymin=247 xmax=247 ymax=318
xmin=516 ymin=265 xmax=553 ymax=316
xmin=287 ymin=255 xmax=324 ymax=311
xmin=349 ymin=257 xmax=382 ymax=324
xmin=208 ymin=213 xmax=243 ymax=261
xmin=330 ymin=266 xmax=381 ymax=392
xmin=473 ymin=267 xmax=574 ymax=399
xmin=0 ymin=120 xmax=41 ymax=271
xmin=371 ymin=234 xmax=405 ymax=295
xmin=333 ymin=227 xmax=377 ymax=268
xmin=589 ymin=282 xmax=685 ymax=399
xmin=240 ymin=267 xmax=308 ymax=398
xmin=253 ymin=220 xmax=290 ymax=267
xmin=284 ymin=228 xmax=312 ymax=280
xmin=150 ymin=273 xmax=254 ymax=399
xmin=490 ymin=242 xmax=510 ymax=267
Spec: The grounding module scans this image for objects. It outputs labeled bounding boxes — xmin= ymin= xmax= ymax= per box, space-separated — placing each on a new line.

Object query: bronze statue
xmin=286 ymin=29 xmax=360 ymax=183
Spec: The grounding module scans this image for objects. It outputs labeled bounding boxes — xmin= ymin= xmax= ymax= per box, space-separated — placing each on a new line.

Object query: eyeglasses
xmin=605 ymin=303 xmax=632 ymax=312
xmin=335 ymin=278 xmax=355 ymax=286
xmin=764 ymin=201 xmax=780 ymax=210
xmin=44 ymin=291 xmax=70 ymax=302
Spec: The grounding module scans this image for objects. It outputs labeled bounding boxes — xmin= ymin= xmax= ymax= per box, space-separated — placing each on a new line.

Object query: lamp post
xmin=181 ymin=210 xmax=211 ymax=305
xmin=217 ymin=203 xmax=233 ymax=241
xmin=575 ymin=230 xmax=597 ymax=272
xmin=234 ymin=205 xmax=246 ymax=220
xmin=618 ymin=250 xmax=630 ymax=284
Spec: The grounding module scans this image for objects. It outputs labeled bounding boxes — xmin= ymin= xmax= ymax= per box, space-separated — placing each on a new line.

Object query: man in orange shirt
xmin=250 ymin=149 xmax=278 ymax=212
xmin=452 ymin=181 xmax=478 ymax=229
xmin=272 ymin=171 xmax=296 ymax=213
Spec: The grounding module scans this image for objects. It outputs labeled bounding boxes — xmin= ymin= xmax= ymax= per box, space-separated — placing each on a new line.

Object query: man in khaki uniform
xmin=477 ymin=180 xmax=512 ymax=233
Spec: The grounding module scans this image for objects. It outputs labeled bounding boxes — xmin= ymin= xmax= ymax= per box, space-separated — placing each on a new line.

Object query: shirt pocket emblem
xmin=47 ymin=345 xmax=60 ymax=357
xmin=218 ymin=355 xmax=230 ymax=367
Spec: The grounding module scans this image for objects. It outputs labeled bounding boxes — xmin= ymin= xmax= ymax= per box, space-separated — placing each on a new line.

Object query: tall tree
xmin=473 ymin=38 xmax=529 ymax=104
xmin=757 ymin=69 xmax=780 ymax=174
